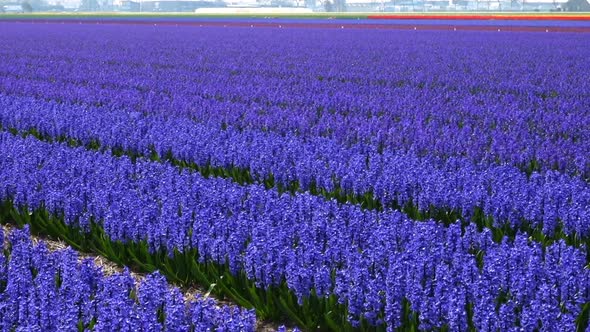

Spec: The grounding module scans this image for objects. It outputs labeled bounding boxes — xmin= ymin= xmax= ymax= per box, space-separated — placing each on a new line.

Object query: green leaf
xmin=278 ymin=296 xmax=308 ymax=330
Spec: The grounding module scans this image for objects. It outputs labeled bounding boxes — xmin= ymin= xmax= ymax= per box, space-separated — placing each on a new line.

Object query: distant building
xmin=119 ymin=0 xmax=140 ymax=10
xmin=139 ymin=0 xmax=225 ymax=11
xmin=563 ymin=0 xmax=590 ymax=10
xmin=112 ymin=0 xmax=584 ymax=11
xmin=371 ymin=0 xmax=569 ymax=10
xmin=2 ymin=4 xmax=25 ymax=12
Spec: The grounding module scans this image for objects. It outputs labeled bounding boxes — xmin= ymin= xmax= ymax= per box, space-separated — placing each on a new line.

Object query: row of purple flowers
xmin=1 ymin=24 xmax=589 ymax=177
xmin=0 ymin=225 xmax=257 ymax=331
xmin=0 ymin=133 xmax=588 ymax=330
xmin=1 ymin=92 xmax=589 ymax=242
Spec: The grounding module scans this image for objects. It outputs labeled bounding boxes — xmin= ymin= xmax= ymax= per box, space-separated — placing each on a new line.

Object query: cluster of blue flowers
xmin=1 ymin=21 xmax=590 ymax=330
xmin=1 ymin=133 xmax=588 ymax=329
xmin=0 ymin=225 xmax=257 ymax=331
xmin=2 ymin=93 xmax=589 ymax=240
xmin=1 ymin=24 xmax=589 ymax=177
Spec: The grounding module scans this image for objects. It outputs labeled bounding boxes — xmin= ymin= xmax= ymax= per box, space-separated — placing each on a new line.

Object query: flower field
xmin=0 ymin=20 xmax=590 ymax=331
xmin=0 ymin=226 xmax=257 ymax=330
